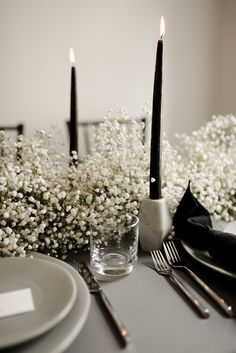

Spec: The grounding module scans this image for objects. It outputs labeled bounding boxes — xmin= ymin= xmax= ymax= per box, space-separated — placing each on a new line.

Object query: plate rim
xmin=181 ymin=240 xmax=236 ymax=279
xmin=4 ymin=252 xmax=91 ymax=353
xmin=0 ymin=257 xmax=78 ymax=349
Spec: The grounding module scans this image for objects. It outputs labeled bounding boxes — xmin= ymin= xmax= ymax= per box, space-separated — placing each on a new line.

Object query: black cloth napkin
xmin=173 ymin=182 xmax=236 ymax=269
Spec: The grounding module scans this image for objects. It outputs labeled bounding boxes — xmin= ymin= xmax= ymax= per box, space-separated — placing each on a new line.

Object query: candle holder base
xmin=139 ymin=198 xmax=172 ymax=251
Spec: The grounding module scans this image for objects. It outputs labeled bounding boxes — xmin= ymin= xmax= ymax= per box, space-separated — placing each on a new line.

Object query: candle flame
xmin=69 ymin=48 xmax=75 ymax=65
xmin=160 ymin=16 xmax=165 ymax=39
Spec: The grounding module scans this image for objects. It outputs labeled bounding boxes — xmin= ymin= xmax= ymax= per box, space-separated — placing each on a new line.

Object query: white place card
xmin=0 ymin=288 xmax=35 ymax=319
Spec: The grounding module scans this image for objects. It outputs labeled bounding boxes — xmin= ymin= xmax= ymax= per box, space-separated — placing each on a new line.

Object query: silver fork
xmin=151 ymin=250 xmax=210 ymax=318
xmin=163 ymin=241 xmax=234 ymax=317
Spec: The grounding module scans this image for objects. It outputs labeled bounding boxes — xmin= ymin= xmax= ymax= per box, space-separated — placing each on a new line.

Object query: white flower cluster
xmin=0 ymin=130 xmax=88 ymax=257
xmin=69 ymin=106 xmax=149 ymax=236
xmin=163 ymin=114 xmax=236 ymax=221
xmin=0 ymin=111 xmax=235 ymax=257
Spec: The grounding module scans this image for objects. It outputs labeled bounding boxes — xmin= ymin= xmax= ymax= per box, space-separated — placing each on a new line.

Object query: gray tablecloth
xmin=65 ymin=248 xmax=236 ymax=353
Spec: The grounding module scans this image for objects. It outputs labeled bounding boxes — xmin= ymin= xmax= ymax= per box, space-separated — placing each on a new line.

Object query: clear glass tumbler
xmin=90 ymin=215 xmax=139 ymax=276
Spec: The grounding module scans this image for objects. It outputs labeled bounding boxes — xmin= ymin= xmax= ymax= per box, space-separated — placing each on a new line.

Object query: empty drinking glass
xmin=90 ymin=215 xmax=139 ymax=277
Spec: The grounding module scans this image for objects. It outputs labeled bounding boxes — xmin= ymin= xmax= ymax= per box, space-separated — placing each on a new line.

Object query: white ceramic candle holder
xmin=139 ymin=198 xmax=172 ymax=251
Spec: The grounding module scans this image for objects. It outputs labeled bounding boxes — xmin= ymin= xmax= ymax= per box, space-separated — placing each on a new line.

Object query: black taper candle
xmin=69 ymin=49 xmax=78 ymax=156
xmin=150 ymin=17 xmax=164 ymax=199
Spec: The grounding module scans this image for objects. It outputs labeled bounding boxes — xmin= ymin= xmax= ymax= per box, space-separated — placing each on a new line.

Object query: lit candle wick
xmin=160 ymin=16 xmax=165 ymax=40
xmin=69 ymin=48 xmax=75 ymax=65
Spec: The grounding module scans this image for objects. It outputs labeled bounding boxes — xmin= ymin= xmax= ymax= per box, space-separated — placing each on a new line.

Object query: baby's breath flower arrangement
xmin=169 ymin=114 xmax=236 ymax=221
xmin=0 ymin=109 xmax=235 ymax=257
xmin=69 ymin=107 xmax=150 ymax=235
xmin=0 ymin=130 xmax=88 ymax=257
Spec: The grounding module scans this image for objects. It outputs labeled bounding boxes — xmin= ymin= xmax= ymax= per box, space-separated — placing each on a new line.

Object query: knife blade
xmin=78 ymin=262 xmax=131 ymax=347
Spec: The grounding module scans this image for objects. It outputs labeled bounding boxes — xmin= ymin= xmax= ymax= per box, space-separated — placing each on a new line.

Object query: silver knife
xmin=78 ymin=262 xmax=131 ymax=347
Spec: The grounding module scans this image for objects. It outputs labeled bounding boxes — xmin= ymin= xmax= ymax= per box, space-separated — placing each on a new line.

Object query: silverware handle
xmin=98 ymin=290 xmax=130 ymax=346
xmin=169 ymin=273 xmax=210 ymax=318
xmin=184 ymin=267 xmax=233 ymax=317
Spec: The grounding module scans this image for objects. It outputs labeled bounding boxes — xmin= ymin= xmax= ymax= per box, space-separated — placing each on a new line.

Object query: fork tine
xmin=152 ymin=251 xmax=162 ymax=270
xmin=163 ymin=242 xmax=175 ymax=264
xmin=155 ymin=250 xmax=168 ymax=270
xmin=167 ymin=241 xmax=179 ymax=264
xmin=163 ymin=243 xmax=170 ymax=262
xmin=169 ymin=241 xmax=182 ymax=262
xmin=150 ymin=251 xmax=157 ymax=268
xmin=154 ymin=251 xmax=162 ymax=270
xmin=166 ymin=241 xmax=233 ymax=317
xmin=150 ymin=249 xmax=210 ymax=318
xmin=158 ymin=250 xmax=167 ymax=267
xmin=151 ymin=251 xmax=160 ymax=271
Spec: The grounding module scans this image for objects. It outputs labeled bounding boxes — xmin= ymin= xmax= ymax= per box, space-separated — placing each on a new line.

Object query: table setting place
xmin=1 ymin=14 xmax=236 ymax=353
xmin=1 ymin=188 xmax=236 ymax=353
xmin=0 ymin=252 xmax=91 ymax=353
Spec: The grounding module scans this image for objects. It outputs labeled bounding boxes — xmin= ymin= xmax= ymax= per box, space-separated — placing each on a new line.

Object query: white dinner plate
xmin=181 ymin=221 xmax=236 ymax=279
xmin=5 ymin=252 xmax=91 ymax=353
xmin=0 ymin=257 xmax=77 ymax=349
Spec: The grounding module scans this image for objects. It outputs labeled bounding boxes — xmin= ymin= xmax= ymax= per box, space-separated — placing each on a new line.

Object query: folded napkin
xmin=173 ymin=182 xmax=236 ymax=269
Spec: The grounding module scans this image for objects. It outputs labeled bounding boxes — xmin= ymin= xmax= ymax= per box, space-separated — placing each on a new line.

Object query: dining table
xmin=64 ymin=241 xmax=236 ymax=353
xmin=2 ymin=222 xmax=236 ymax=353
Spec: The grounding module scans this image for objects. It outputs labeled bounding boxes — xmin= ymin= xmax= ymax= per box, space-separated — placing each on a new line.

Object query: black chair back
xmin=0 ymin=123 xmax=24 ymax=136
